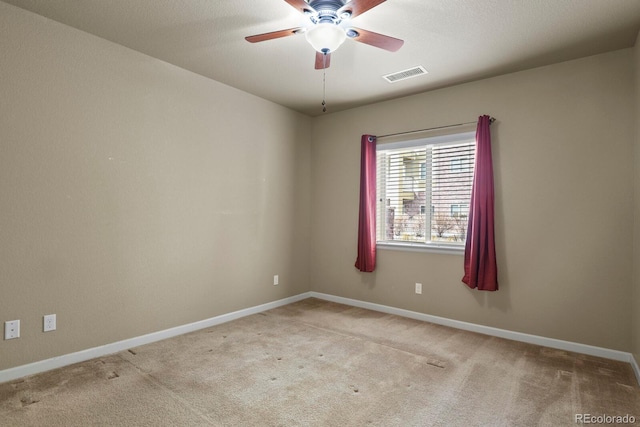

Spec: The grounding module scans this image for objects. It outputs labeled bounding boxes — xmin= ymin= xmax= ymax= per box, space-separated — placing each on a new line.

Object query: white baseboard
xmin=0 ymin=292 xmax=312 ymax=384
xmin=309 ymin=292 xmax=636 ymax=366
xmin=2 ymin=290 xmax=638 ymax=387
xmin=631 ymin=354 xmax=640 ymax=386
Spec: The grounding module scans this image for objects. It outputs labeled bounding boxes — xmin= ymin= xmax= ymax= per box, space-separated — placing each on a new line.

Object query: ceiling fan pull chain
xmin=322 ymin=51 xmax=327 ymax=113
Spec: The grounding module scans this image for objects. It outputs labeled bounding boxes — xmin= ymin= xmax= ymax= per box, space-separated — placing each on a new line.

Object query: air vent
xmin=382 ymin=66 xmax=428 ymax=83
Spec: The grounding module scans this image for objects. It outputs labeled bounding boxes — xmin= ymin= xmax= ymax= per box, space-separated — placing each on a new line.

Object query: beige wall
xmin=310 ymin=49 xmax=635 ymax=351
xmin=634 ymin=31 xmax=640 ymax=367
xmin=0 ymin=3 xmax=311 ymax=370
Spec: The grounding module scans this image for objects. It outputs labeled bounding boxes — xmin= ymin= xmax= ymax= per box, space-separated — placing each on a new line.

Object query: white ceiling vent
xmin=382 ymin=66 xmax=428 ymax=83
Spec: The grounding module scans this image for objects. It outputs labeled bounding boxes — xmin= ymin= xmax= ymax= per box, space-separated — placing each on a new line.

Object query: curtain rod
xmin=376 ymin=117 xmax=495 ymax=139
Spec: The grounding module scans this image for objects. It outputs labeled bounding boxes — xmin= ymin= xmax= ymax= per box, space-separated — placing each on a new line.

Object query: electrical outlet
xmin=4 ymin=320 xmax=20 ymax=340
xmin=273 ymin=275 xmax=279 ymax=286
xmin=415 ymin=283 xmax=422 ymax=294
xmin=44 ymin=314 xmax=56 ymax=332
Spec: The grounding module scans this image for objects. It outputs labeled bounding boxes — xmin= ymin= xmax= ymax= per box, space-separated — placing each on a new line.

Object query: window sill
xmin=377 ymin=241 xmax=464 ymax=255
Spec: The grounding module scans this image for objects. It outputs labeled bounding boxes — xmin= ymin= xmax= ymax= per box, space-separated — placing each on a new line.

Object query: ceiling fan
xmin=245 ymin=0 xmax=404 ymax=70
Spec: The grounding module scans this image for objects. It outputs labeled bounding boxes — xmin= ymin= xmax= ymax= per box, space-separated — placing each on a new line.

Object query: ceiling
xmin=4 ymin=0 xmax=640 ymax=116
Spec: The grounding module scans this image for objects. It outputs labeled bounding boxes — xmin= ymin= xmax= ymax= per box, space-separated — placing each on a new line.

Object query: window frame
xmin=375 ymin=130 xmax=476 ymax=255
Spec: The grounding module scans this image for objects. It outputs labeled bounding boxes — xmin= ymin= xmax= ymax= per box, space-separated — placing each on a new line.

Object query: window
xmin=376 ymin=131 xmax=475 ymax=249
xmin=450 ymin=204 xmax=470 ymax=218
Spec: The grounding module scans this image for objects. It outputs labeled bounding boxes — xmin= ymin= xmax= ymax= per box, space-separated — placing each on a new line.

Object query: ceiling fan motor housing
xmin=307 ymin=0 xmax=350 ymax=24
xmin=308 ymin=0 xmax=348 ymax=12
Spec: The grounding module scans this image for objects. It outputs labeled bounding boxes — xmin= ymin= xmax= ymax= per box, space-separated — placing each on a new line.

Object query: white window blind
xmin=376 ymin=131 xmax=475 ymax=248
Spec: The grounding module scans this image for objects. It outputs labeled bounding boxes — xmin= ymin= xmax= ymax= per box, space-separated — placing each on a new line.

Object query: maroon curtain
xmin=355 ymin=135 xmax=377 ymax=272
xmin=462 ymin=116 xmax=498 ymax=290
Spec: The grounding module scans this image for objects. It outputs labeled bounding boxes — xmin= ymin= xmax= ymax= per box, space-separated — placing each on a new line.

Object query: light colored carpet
xmin=1 ymin=298 xmax=638 ymax=426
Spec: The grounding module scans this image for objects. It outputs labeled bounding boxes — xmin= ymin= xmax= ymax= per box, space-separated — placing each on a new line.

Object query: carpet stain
xmin=598 ymin=367 xmax=614 ymax=376
xmin=107 ymin=372 xmax=119 ymax=380
xmin=558 ymin=370 xmax=574 ymax=378
xmin=427 ymin=360 xmax=445 ymax=369
xmin=127 ymin=349 xmax=137 ymax=355
xmin=617 ymin=383 xmax=635 ymax=390
xmin=20 ymin=396 xmax=39 ymax=407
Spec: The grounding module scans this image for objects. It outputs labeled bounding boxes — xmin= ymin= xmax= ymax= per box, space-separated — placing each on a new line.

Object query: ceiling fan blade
xmin=338 ymin=0 xmax=386 ymax=19
xmin=284 ymin=0 xmax=315 ymax=14
xmin=315 ymin=51 xmax=331 ymax=69
xmin=245 ymin=27 xmax=304 ymax=43
xmin=348 ymin=27 xmax=404 ymax=52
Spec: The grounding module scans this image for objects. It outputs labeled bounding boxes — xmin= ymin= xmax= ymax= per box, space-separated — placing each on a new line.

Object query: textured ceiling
xmin=3 ymin=0 xmax=640 ymax=116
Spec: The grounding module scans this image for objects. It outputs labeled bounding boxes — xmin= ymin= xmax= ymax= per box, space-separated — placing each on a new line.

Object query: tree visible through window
xmin=376 ymin=131 xmax=475 ymax=247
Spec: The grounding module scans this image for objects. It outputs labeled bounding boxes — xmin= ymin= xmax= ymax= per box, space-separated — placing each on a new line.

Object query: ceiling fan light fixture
xmin=305 ymin=23 xmax=346 ymax=53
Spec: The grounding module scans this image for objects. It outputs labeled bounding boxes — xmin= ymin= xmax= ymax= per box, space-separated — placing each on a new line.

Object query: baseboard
xmin=631 ymin=354 xmax=640 ymax=386
xmin=309 ymin=292 xmax=636 ymax=365
xmin=0 ymin=292 xmax=312 ymax=385
xmin=2 ymin=290 xmax=638 ymax=387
